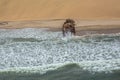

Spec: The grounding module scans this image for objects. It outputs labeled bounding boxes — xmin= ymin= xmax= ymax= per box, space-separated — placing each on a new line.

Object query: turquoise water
xmin=0 ymin=28 xmax=120 ymax=80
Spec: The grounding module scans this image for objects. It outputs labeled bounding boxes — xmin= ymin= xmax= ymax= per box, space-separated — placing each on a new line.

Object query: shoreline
xmin=0 ymin=20 xmax=120 ymax=36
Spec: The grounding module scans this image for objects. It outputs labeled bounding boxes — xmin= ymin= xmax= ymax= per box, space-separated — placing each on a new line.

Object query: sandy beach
xmin=0 ymin=0 xmax=120 ymax=35
xmin=0 ymin=0 xmax=120 ymax=21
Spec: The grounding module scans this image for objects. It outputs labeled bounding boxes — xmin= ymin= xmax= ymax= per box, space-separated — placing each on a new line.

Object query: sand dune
xmin=0 ymin=0 xmax=120 ymax=21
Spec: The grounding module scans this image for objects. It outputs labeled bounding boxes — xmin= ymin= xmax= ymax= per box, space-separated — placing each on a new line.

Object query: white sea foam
xmin=0 ymin=28 xmax=120 ymax=73
xmin=0 ymin=59 xmax=120 ymax=74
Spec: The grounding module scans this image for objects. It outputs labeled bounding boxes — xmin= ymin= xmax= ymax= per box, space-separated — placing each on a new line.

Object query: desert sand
xmin=0 ymin=0 xmax=120 ymax=21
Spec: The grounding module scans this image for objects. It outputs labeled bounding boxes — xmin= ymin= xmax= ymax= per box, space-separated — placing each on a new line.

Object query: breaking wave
xmin=0 ymin=28 xmax=120 ymax=80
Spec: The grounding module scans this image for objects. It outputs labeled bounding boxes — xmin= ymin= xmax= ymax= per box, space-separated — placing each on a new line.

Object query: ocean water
xmin=0 ymin=28 xmax=120 ymax=80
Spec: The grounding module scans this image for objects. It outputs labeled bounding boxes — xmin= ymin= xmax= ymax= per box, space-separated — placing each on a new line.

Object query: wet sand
xmin=0 ymin=20 xmax=120 ymax=36
xmin=48 ymin=25 xmax=120 ymax=36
